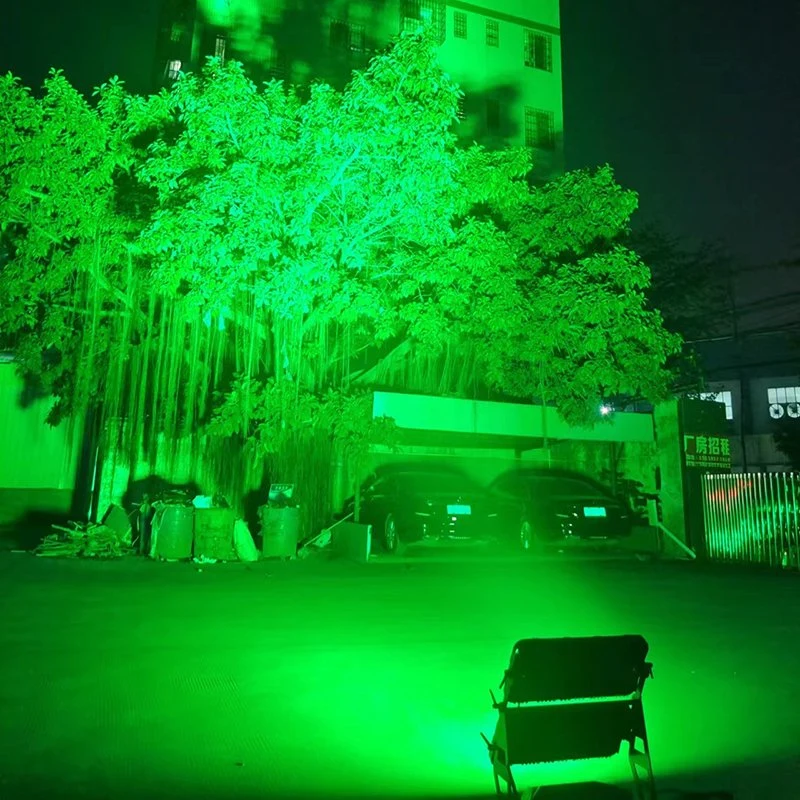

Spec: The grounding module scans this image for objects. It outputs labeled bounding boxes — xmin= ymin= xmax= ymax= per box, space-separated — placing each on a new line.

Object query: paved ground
xmin=1 ymin=546 xmax=799 ymax=800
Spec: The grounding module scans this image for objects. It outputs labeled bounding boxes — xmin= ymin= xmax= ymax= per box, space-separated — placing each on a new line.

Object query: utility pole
xmin=728 ymin=264 xmax=749 ymax=473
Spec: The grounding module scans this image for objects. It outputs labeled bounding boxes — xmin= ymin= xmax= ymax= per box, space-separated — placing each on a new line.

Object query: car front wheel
xmin=520 ymin=519 xmax=539 ymax=554
xmin=384 ymin=513 xmax=400 ymax=554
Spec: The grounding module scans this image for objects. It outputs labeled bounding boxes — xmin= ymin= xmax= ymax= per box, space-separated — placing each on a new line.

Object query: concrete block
xmin=331 ymin=522 xmax=372 ymax=563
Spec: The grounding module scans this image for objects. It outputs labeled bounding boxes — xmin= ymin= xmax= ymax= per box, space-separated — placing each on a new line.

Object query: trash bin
xmin=194 ymin=508 xmax=237 ymax=561
xmin=151 ymin=504 xmax=194 ymax=560
xmin=260 ymin=506 xmax=300 ymax=559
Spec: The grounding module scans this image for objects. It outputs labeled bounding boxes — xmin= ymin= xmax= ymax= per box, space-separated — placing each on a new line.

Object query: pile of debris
xmin=36 ymin=521 xmax=131 ymax=559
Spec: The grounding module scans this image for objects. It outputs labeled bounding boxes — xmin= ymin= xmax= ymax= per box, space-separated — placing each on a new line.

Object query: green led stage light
xmin=483 ymin=635 xmax=656 ymax=799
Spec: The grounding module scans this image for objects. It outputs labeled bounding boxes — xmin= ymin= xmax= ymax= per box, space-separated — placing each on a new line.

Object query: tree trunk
xmin=353 ymin=453 xmax=363 ymax=523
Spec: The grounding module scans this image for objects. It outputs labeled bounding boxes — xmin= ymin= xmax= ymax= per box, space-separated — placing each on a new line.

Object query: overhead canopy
xmin=372 ymin=391 xmax=655 ymax=449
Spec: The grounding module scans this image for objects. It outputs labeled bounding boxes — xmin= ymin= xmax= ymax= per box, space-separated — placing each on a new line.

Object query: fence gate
xmin=702 ymin=472 xmax=800 ymax=568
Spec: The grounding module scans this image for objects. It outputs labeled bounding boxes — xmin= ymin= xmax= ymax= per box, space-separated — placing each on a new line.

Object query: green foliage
xmin=0 ymin=31 xmax=682 ymax=517
xmin=626 ymin=225 xmax=733 ymax=342
xmin=393 ymin=164 xmax=682 ymax=422
xmin=208 ymin=376 xmax=396 ymax=462
xmin=0 ymin=71 xmax=135 ymax=421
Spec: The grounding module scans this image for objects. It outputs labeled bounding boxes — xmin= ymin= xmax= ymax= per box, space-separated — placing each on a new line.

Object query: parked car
xmin=342 ymin=463 xmax=495 ymax=554
xmin=487 ymin=468 xmax=634 ymax=551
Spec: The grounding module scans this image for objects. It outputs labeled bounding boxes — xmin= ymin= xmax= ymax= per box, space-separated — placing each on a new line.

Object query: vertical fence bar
xmin=710 ymin=474 xmax=721 ymax=560
xmin=792 ymin=475 xmax=799 ymax=568
xmin=726 ymin=474 xmax=739 ymax=562
xmin=782 ymin=474 xmax=800 ymax=569
xmin=774 ymin=473 xmax=781 ymax=566
xmin=774 ymin=473 xmax=780 ymax=564
xmin=767 ymin=472 xmax=783 ymax=567
xmin=726 ymin=474 xmax=739 ymax=561
xmin=739 ymin=473 xmax=752 ymax=564
xmin=737 ymin=473 xmax=747 ymax=562
xmin=760 ymin=472 xmax=770 ymax=566
xmin=761 ymin=472 xmax=772 ymax=566
xmin=777 ymin=472 xmax=787 ymax=567
xmin=706 ymin=475 xmax=720 ymax=560
xmin=754 ymin=473 xmax=763 ymax=564
xmin=701 ymin=475 xmax=712 ymax=557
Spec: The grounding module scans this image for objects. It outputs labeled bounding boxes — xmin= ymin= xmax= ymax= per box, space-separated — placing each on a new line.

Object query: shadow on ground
xmin=2 ymin=509 xmax=71 ymax=550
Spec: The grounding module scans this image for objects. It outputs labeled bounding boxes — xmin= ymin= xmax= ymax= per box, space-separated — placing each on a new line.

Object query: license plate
xmin=447 ymin=504 xmax=472 ymax=515
xmin=583 ymin=506 xmax=607 ymax=518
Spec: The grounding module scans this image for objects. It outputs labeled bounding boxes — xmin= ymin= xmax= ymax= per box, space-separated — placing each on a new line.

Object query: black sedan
xmin=344 ymin=463 xmax=494 ymax=554
xmin=488 ymin=468 xmax=634 ymax=552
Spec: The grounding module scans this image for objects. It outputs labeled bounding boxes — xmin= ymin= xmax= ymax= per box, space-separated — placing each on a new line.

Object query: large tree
xmin=626 ymin=226 xmax=733 ymax=343
xmin=0 ymin=31 xmax=681 ymax=528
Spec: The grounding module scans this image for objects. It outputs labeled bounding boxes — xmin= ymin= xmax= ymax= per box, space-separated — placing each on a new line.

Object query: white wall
xmin=0 ymin=363 xmax=80 ymax=490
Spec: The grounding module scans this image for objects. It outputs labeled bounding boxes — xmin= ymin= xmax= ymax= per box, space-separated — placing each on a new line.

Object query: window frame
xmin=486 ymin=18 xmax=499 ymax=47
xmin=524 ymin=29 xmax=553 ymax=72
xmin=767 ymin=386 xmax=800 ymax=419
xmin=524 ymin=106 xmax=556 ymax=150
xmin=214 ymin=34 xmax=226 ymax=62
xmin=699 ymin=390 xmax=734 ymax=421
xmin=166 ymin=59 xmax=182 ymax=80
xmin=330 ymin=19 xmax=351 ymax=50
xmin=453 ymin=10 xmax=467 ymax=39
xmin=401 ymin=0 xmax=445 ymax=42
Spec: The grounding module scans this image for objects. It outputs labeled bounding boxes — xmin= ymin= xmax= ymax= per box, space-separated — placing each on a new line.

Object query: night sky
xmin=2 ymin=1 xmax=798 ymax=278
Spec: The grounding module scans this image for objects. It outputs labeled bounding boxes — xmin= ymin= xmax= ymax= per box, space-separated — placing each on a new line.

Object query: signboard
xmin=268 ymin=483 xmax=295 ymax=502
xmin=676 ymin=397 xmax=732 ymax=557
xmin=683 ymin=434 xmax=731 ymax=470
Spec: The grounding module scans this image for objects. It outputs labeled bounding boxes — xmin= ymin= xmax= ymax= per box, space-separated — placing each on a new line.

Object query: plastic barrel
xmin=154 ymin=505 xmax=194 ymax=560
xmin=194 ymin=508 xmax=237 ymax=561
xmin=260 ymin=506 xmax=300 ymax=559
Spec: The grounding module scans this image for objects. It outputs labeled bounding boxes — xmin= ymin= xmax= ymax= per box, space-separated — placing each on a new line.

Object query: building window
xmin=400 ymin=0 xmax=445 ymax=41
xmin=524 ymin=29 xmax=552 ymax=71
xmin=486 ymin=98 xmax=500 ymax=132
xmin=330 ymin=20 xmax=350 ymax=49
xmin=456 ymin=94 xmax=466 ymax=120
xmin=401 ymin=0 xmax=421 ymax=24
xmin=700 ymin=391 xmax=734 ymax=421
xmin=214 ymin=35 xmax=226 ymax=63
xmin=166 ymin=59 xmax=182 ymax=80
xmin=454 ymin=10 xmax=467 ymax=39
xmin=486 ymin=19 xmax=499 ymax=47
xmin=331 ymin=19 xmax=366 ymax=52
xmin=350 ymin=23 xmax=366 ymax=52
xmin=524 ymin=107 xmax=555 ymax=149
xmin=768 ymin=386 xmax=800 ymax=419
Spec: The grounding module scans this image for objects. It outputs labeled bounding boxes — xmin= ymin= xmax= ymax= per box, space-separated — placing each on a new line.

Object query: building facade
xmin=153 ymin=0 xmax=564 ymax=173
xmin=695 ymin=331 xmax=800 ymax=471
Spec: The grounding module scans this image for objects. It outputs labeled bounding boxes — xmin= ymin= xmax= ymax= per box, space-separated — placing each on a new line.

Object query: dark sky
xmin=561 ymin=0 xmax=800 ymax=271
xmin=2 ymin=1 xmax=798 ymax=274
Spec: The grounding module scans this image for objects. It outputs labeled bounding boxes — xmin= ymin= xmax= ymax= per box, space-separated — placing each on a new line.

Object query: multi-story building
xmin=694 ymin=330 xmax=800 ymax=471
xmin=153 ymin=0 xmax=564 ymax=173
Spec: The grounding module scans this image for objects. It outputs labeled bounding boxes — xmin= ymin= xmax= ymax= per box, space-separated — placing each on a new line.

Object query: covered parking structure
xmin=356 ymin=391 xmax=658 ymax=499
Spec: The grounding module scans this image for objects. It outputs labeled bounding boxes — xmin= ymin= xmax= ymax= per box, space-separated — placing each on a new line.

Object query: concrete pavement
xmin=1 ymin=550 xmax=799 ymax=799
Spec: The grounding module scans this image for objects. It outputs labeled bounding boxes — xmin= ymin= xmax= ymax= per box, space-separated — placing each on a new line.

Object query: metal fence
xmin=702 ymin=472 xmax=800 ymax=568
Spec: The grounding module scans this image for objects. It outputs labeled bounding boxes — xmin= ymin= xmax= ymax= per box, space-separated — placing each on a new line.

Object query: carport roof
xmin=372 ymin=392 xmax=655 ymax=445
xmin=386 ymin=427 xmax=547 ymax=452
